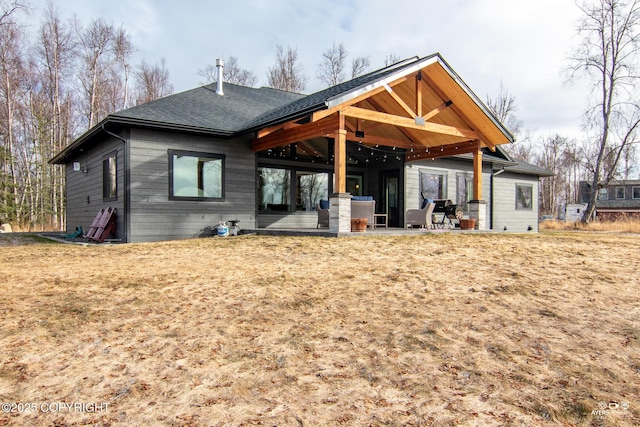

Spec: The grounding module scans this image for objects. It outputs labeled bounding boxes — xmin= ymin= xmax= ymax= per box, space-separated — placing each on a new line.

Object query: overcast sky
xmin=28 ymin=0 xmax=591 ymax=143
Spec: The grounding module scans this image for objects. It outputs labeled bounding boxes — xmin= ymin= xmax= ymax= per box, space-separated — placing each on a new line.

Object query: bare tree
xmin=485 ymin=82 xmax=531 ymax=161
xmin=384 ymin=53 xmax=401 ymax=67
xmin=36 ymin=2 xmax=77 ymax=229
xmin=267 ymin=45 xmax=306 ymax=93
xmin=317 ymin=42 xmax=371 ymax=87
xmin=0 ymin=0 xmax=27 ymax=26
xmin=351 ymin=55 xmax=370 ymax=78
xmin=568 ymin=0 xmax=640 ymax=222
xmin=486 ymin=82 xmax=523 ymax=137
xmin=317 ymin=42 xmax=347 ymax=86
xmin=537 ymin=134 xmax=569 ymax=216
xmin=76 ymin=18 xmax=133 ymax=128
xmin=0 ymin=8 xmax=24 ymax=224
xmin=134 ymin=58 xmax=174 ymax=104
xmin=113 ymin=26 xmax=134 ymax=109
xmin=198 ymin=56 xmax=257 ymax=87
xmin=620 ymin=141 xmax=637 ymax=178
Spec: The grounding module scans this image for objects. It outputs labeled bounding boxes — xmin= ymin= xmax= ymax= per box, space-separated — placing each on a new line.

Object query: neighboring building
xmin=578 ymin=180 xmax=640 ymax=221
xmin=51 ymin=53 xmax=552 ymax=242
xmin=565 ymin=203 xmax=588 ymax=222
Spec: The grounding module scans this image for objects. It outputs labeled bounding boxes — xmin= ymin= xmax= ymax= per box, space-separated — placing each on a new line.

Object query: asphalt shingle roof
xmin=112 ymin=83 xmax=305 ymax=133
xmin=241 ymin=56 xmax=425 ymax=132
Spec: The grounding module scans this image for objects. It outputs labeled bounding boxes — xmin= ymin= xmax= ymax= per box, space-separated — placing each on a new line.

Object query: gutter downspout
xmin=102 ymin=124 xmax=128 ymax=243
xmin=490 ymin=167 xmax=506 ymax=230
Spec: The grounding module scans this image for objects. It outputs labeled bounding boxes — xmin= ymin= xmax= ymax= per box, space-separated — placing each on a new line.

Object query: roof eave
xmin=49 ymin=116 xmax=235 ymax=165
xmin=49 ymin=118 xmax=110 ymax=164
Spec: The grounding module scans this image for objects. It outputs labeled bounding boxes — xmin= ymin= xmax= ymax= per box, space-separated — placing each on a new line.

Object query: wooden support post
xmin=416 ymin=71 xmax=422 ymax=117
xmin=473 ymin=145 xmax=483 ymax=201
xmin=334 ymin=114 xmax=347 ymax=193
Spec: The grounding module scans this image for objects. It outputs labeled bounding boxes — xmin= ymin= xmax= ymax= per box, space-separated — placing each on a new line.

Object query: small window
xmin=103 ymin=152 xmax=117 ymax=200
xmin=169 ymin=150 xmax=224 ymax=200
xmin=633 ymin=187 xmax=640 ymax=199
xmin=598 ymin=188 xmax=608 ymax=200
xmin=515 ymin=184 xmax=533 ymax=210
xmin=616 ymin=187 xmax=625 ymax=199
xmin=420 ymin=170 xmax=447 ymax=201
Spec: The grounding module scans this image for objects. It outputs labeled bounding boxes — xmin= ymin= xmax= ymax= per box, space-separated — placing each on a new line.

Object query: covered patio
xmin=249 ymin=54 xmax=514 ymax=234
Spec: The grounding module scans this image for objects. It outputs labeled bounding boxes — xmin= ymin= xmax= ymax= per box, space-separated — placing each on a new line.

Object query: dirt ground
xmin=0 ymin=231 xmax=638 ymax=426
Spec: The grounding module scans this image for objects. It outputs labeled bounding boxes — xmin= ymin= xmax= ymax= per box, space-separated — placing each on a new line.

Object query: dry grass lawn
xmin=0 ymin=231 xmax=638 ymax=426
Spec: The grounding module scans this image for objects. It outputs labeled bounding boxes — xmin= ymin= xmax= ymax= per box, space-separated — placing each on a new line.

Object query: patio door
xmin=381 ymin=170 xmax=400 ymax=227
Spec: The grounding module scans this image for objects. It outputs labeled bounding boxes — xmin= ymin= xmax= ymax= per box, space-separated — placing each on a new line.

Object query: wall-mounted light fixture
xmin=73 ymin=161 xmax=88 ymax=176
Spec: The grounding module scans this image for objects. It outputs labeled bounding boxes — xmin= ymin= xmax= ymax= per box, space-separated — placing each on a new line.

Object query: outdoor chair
xmin=406 ymin=202 xmax=435 ymax=228
xmin=351 ymin=199 xmax=375 ymax=228
xmin=316 ymin=200 xmax=330 ymax=228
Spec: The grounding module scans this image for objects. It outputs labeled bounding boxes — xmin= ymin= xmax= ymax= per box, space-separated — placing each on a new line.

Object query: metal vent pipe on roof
xmin=215 ymin=58 xmax=224 ymax=95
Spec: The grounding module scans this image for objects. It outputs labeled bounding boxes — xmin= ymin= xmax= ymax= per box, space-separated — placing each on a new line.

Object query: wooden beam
xmin=420 ymin=77 xmax=496 ymax=150
xmin=384 ymin=83 xmax=416 ymax=118
xmin=342 ymin=106 xmax=480 ymax=140
xmin=473 ymin=145 xmax=483 ymax=200
xmin=416 ymin=71 xmax=423 ymax=117
xmin=422 ymin=100 xmax=453 ymax=121
xmin=335 ymin=114 xmax=346 ymax=193
xmin=346 ymin=132 xmax=414 ymax=149
xmin=256 ymin=120 xmax=301 ymax=138
xmin=252 ymin=115 xmax=337 ymax=151
xmin=311 ymin=76 xmax=409 ymax=122
xmin=366 ymin=98 xmax=419 ymax=144
xmin=405 ymin=140 xmax=480 ymax=161
xmin=345 ymin=120 xmax=357 ymax=132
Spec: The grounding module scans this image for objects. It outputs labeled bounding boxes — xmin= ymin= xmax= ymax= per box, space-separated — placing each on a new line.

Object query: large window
xmin=296 ymin=171 xmax=329 ymax=211
xmin=515 ymin=184 xmax=533 ymax=210
xmin=103 ymin=151 xmax=117 ymax=201
xmin=633 ymin=187 xmax=640 ymax=199
xmin=169 ymin=150 xmax=224 ymax=200
xmin=259 ymin=167 xmax=330 ymax=212
xmin=616 ymin=187 xmax=625 ymax=199
xmin=420 ymin=170 xmax=446 ymax=200
xmin=259 ymin=167 xmax=291 ymax=211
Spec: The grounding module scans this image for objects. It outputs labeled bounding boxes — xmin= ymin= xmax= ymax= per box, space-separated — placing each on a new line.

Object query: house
xmin=577 ymin=180 xmax=640 ymax=220
xmin=50 ymin=53 xmax=552 ymax=242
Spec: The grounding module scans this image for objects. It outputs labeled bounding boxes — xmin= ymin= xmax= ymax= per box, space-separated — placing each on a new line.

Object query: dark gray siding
xmin=128 ymin=129 xmax=256 ymax=242
xmin=64 ymin=135 xmax=125 ymax=240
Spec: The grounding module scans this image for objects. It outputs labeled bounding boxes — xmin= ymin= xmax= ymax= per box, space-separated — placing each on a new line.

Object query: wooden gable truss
xmin=252 ymin=59 xmax=513 ymax=202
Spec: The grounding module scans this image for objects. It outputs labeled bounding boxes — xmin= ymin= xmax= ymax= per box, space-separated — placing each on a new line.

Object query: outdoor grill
xmin=431 ymin=199 xmax=463 ymax=228
xmin=433 ymin=199 xmax=463 ymax=219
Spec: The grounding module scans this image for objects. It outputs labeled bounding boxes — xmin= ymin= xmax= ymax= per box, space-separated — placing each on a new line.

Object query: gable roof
xmin=50 ymin=83 xmax=304 ymax=164
xmin=52 ymin=53 xmax=515 ymax=166
xmin=244 ymin=53 xmax=513 ymax=145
